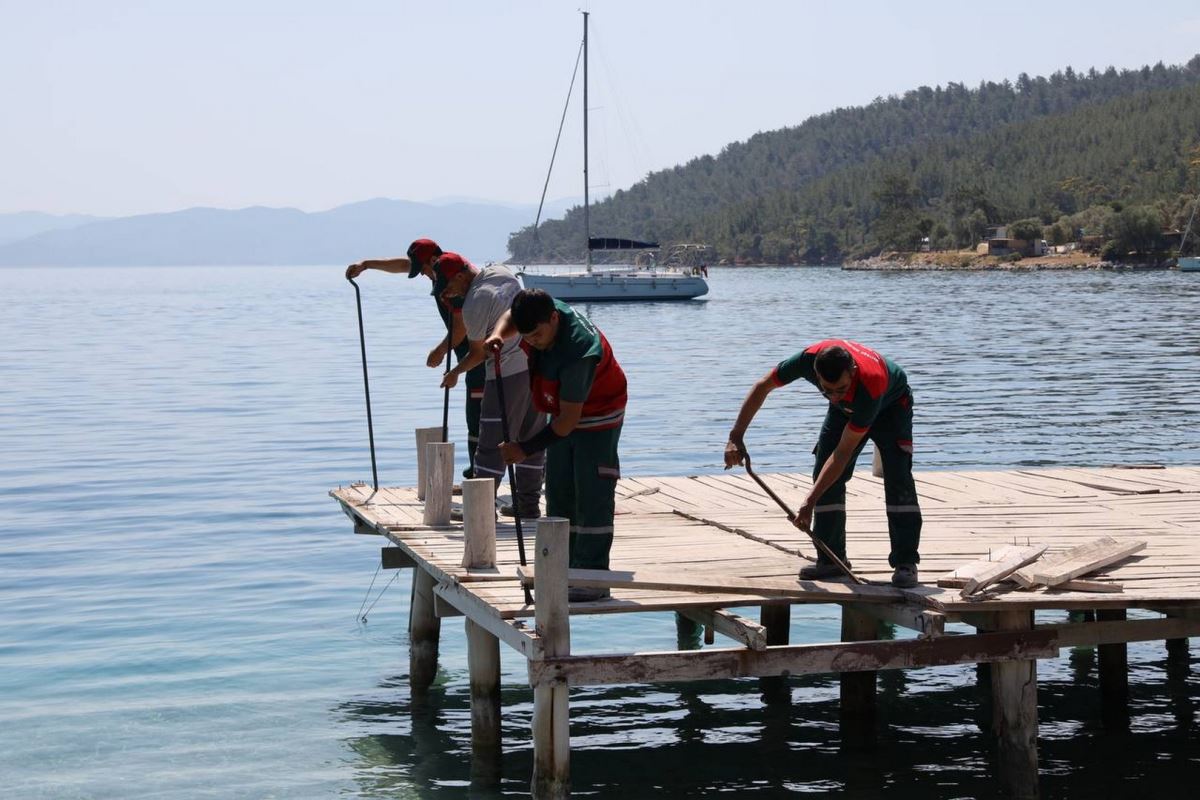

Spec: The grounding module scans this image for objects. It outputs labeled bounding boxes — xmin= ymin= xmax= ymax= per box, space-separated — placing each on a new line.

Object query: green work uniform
xmin=774 ymin=339 xmax=922 ymax=568
xmin=525 ymin=301 xmax=626 ymax=570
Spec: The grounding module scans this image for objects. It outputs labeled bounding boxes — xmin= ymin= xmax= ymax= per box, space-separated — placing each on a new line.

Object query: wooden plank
xmin=516 ymin=565 xmax=923 ymax=606
xmin=851 ymin=602 xmax=946 ymax=638
xmin=1027 ymin=537 xmax=1147 ymax=587
xmin=527 ymin=629 xmax=1059 ymax=687
xmin=961 ymin=544 xmax=1048 ymax=597
xmin=679 ymin=607 xmax=769 ymax=650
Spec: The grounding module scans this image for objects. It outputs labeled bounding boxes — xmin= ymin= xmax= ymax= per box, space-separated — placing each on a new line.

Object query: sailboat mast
xmin=582 ymin=11 xmax=591 ymax=273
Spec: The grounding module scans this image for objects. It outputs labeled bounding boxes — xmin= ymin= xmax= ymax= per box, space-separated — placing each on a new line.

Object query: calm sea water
xmin=1 ymin=265 xmax=1198 ymax=799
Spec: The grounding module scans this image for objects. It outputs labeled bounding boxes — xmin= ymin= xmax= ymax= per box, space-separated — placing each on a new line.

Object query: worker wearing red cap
xmin=345 ymin=240 xmax=486 ymax=476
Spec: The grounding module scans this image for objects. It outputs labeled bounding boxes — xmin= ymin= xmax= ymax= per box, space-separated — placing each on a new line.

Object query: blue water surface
xmin=1 ymin=265 xmax=1198 ymax=798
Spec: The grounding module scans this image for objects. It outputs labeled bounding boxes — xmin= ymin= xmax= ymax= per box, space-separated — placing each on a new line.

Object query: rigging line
xmin=356 ymin=560 xmax=383 ymax=622
xmin=360 ymin=570 xmax=400 ymax=624
xmin=533 ymin=38 xmax=585 ymax=239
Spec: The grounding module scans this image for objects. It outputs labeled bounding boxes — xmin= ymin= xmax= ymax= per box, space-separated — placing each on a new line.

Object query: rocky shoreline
xmin=845 ymin=251 xmax=1175 ymax=271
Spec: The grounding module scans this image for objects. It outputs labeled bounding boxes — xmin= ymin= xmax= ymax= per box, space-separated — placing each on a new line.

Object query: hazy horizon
xmin=5 ymin=0 xmax=1200 ymax=217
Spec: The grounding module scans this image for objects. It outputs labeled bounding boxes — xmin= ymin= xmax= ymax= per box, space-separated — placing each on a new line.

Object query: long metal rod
xmin=742 ymin=455 xmax=866 ymax=585
xmin=491 ymin=348 xmax=533 ymax=605
xmin=533 ymin=40 xmax=584 ymax=238
xmin=441 ymin=332 xmax=452 ymax=443
xmin=582 ymin=10 xmax=591 ymax=273
xmin=347 ymin=277 xmax=378 ymax=492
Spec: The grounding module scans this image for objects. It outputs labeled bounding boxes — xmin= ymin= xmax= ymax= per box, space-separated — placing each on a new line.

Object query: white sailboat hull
xmin=1179 ymin=256 xmax=1200 ymax=272
xmin=518 ymin=270 xmax=709 ymax=300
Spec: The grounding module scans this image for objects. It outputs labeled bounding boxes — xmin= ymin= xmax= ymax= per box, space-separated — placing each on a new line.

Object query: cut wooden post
xmin=414 ymin=426 xmax=442 ymax=501
xmin=409 ymin=567 xmax=441 ymax=693
xmin=759 ymin=604 xmax=791 ymax=702
xmin=1166 ymin=636 xmax=1190 ymax=665
xmin=1096 ymin=609 xmax=1129 ymax=728
xmin=840 ymin=606 xmax=878 ymax=746
xmin=461 ymin=478 xmax=497 ymax=569
xmin=531 ymin=518 xmax=570 ymax=799
xmin=422 ymin=441 xmax=455 ymax=526
xmin=465 ymin=618 xmax=502 ymax=783
xmin=990 ymin=609 xmax=1040 ymax=800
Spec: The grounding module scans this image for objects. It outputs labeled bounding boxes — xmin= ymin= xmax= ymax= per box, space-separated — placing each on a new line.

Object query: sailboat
xmin=517 ymin=12 xmax=709 ymax=301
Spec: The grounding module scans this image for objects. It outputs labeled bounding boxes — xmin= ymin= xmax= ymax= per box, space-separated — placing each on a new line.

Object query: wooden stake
xmin=414 ymin=426 xmax=442 ymax=501
xmin=531 ymin=518 xmax=570 ymax=799
xmin=990 ymin=609 xmax=1040 ymax=800
xmin=461 ymin=478 xmax=497 ymax=569
xmin=409 ymin=567 xmax=441 ymax=693
xmin=422 ymin=441 xmax=455 ymax=526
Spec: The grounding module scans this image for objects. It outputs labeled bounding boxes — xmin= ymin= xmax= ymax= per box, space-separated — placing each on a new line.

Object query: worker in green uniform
xmin=724 ymin=339 xmax=922 ymax=588
xmin=345 ymin=239 xmax=485 ymax=477
xmin=488 ymin=289 xmax=627 ymax=602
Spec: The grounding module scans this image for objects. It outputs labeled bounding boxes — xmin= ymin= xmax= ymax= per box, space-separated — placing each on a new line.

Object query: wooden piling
xmin=990 ymin=609 xmax=1039 ymax=800
xmin=422 ymin=442 xmax=454 ymax=526
xmin=759 ymin=604 xmax=790 ymax=702
xmin=1096 ymin=609 xmax=1129 ymax=727
xmin=409 ymin=567 xmax=441 ymax=693
xmin=531 ymin=518 xmax=570 ymax=800
xmin=1165 ymin=636 xmax=1190 ymax=665
xmin=839 ymin=605 xmax=878 ymax=745
xmin=461 ymin=478 xmax=497 ymax=569
xmin=414 ymin=427 xmax=442 ymax=501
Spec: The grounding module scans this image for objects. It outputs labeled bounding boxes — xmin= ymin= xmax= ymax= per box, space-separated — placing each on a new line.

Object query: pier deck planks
xmin=331 ymin=466 xmax=1200 ymax=618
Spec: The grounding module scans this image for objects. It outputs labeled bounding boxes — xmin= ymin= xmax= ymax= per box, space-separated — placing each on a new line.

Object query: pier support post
xmin=414 ymin=426 xmax=442 ymax=501
xmin=409 ymin=567 xmax=441 ymax=694
xmin=759 ymin=604 xmax=790 ymax=702
xmin=422 ymin=442 xmax=455 ymax=526
xmin=991 ymin=609 xmax=1039 ymax=800
xmin=531 ymin=518 xmax=571 ymax=800
xmin=1096 ymin=609 xmax=1129 ymax=728
xmin=461 ymin=479 xmax=502 ymax=783
xmin=465 ymin=619 xmax=502 ymax=782
xmin=1166 ymin=636 xmax=1190 ymax=666
xmin=839 ymin=605 xmax=878 ymax=746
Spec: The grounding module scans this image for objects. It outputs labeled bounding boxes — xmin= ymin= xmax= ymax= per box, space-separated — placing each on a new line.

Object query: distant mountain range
xmin=0 ymin=197 xmax=580 ymax=267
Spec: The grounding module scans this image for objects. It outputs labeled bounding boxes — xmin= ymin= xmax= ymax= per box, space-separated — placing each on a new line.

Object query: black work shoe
xmin=500 ymin=503 xmax=542 ymax=520
xmin=567 ymin=586 xmax=611 ymax=603
xmin=798 ymin=561 xmax=851 ymax=580
xmin=891 ymin=564 xmax=919 ymax=588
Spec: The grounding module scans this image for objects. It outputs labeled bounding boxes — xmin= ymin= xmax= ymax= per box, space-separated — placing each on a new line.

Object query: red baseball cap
xmin=406 ymin=238 xmax=442 ymax=278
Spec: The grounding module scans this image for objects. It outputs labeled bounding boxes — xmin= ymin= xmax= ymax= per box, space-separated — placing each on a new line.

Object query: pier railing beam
xmin=409 ymin=567 xmax=441 ymax=694
xmin=759 ymin=603 xmax=790 ymax=703
xmin=990 ymin=609 xmax=1040 ymax=800
xmin=531 ymin=518 xmax=570 ymax=799
xmin=840 ymin=605 xmax=878 ymax=746
xmin=1096 ymin=609 xmax=1129 ymax=728
xmin=422 ymin=442 xmax=455 ymax=526
xmin=414 ymin=426 xmax=442 ymax=501
xmin=462 ymin=479 xmax=502 ymax=784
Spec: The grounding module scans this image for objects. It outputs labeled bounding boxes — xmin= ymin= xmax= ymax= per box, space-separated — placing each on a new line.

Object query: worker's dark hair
xmin=815 ymin=345 xmax=854 ymax=382
xmin=511 ymin=289 xmax=556 ymax=334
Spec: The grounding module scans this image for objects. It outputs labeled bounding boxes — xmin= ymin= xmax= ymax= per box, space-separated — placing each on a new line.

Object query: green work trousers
xmin=545 ymin=423 xmax=622 ymax=570
xmin=811 ymin=393 xmax=922 ymax=567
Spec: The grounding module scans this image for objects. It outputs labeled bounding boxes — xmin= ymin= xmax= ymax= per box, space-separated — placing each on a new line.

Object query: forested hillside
xmin=509 ymin=57 xmax=1200 ymax=264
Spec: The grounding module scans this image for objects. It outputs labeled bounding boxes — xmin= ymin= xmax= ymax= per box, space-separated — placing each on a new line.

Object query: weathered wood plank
xmin=679 ymin=607 xmax=769 ymax=650
xmin=1026 ymin=537 xmax=1147 ymax=587
xmin=527 ymin=629 xmax=1059 ymax=687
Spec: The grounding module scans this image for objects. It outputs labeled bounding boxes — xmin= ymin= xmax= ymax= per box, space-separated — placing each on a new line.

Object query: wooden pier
xmin=331 ymin=461 xmax=1200 ymax=799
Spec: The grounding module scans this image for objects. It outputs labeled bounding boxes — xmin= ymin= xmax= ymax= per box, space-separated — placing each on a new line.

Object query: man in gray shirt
xmin=441 ymin=264 xmax=545 ymax=517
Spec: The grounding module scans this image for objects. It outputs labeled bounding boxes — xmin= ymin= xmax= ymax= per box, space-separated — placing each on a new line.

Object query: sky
xmin=3 ymin=0 xmax=1200 ymax=217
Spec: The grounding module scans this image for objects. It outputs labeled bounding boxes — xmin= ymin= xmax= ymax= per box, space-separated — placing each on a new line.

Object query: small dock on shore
xmin=331 ymin=460 xmax=1200 ymax=799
